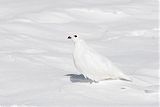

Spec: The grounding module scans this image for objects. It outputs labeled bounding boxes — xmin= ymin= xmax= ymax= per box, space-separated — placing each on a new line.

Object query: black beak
xmin=67 ymin=36 xmax=71 ymax=39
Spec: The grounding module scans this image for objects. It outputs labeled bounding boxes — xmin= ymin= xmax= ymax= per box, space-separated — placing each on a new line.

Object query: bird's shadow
xmin=65 ymin=74 xmax=132 ymax=83
xmin=65 ymin=74 xmax=95 ymax=83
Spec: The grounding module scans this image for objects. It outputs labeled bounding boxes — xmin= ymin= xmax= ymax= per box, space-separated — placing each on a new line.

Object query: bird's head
xmin=67 ymin=35 xmax=79 ymax=43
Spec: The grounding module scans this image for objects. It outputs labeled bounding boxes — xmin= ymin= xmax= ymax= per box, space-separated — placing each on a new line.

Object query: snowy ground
xmin=0 ymin=0 xmax=159 ymax=107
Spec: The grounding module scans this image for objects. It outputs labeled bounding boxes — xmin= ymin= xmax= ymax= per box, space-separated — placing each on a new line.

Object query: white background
xmin=0 ymin=0 xmax=159 ymax=107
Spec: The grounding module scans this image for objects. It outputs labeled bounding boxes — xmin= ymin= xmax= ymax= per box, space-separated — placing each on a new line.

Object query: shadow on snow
xmin=65 ymin=74 xmax=95 ymax=83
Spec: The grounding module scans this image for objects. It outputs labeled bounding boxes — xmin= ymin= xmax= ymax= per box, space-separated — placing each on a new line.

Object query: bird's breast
xmin=73 ymin=46 xmax=108 ymax=72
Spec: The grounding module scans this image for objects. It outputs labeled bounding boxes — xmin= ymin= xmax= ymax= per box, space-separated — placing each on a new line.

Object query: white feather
xmin=69 ymin=35 xmax=131 ymax=81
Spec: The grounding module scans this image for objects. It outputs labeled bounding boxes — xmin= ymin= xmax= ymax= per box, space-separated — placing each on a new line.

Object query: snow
xmin=0 ymin=0 xmax=159 ymax=107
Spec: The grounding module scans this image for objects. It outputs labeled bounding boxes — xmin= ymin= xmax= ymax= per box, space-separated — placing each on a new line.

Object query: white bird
xmin=68 ymin=35 xmax=131 ymax=82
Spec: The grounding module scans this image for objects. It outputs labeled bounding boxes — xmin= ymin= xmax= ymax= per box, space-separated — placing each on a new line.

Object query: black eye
xmin=68 ymin=36 xmax=71 ymax=39
xmin=74 ymin=35 xmax=77 ymax=38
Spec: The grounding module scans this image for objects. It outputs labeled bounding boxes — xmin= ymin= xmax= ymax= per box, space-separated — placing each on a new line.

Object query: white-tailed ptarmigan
xmin=68 ymin=35 xmax=131 ymax=82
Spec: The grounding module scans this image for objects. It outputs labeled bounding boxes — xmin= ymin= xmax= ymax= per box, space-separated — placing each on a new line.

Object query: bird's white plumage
xmin=69 ymin=35 xmax=131 ymax=81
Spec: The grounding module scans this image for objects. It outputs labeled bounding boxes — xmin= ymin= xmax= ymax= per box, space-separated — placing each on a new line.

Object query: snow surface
xmin=0 ymin=0 xmax=159 ymax=107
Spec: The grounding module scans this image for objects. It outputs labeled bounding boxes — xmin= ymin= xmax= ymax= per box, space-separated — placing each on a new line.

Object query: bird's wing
xmin=83 ymin=48 xmax=110 ymax=71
